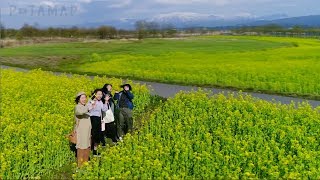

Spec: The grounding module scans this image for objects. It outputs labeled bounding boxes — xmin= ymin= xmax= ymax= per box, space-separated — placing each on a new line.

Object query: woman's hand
xmin=90 ymin=100 xmax=96 ymax=109
xmin=105 ymin=95 xmax=111 ymax=102
xmin=88 ymin=101 xmax=96 ymax=111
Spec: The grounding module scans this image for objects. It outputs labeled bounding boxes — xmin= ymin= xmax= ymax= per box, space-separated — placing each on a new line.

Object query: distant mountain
xmin=247 ymin=15 xmax=320 ymax=27
xmin=75 ymin=18 xmax=138 ymax=30
xmin=61 ymin=14 xmax=320 ymax=30
xmin=257 ymin=13 xmax=289 ymax=21
xmin=148 ymin=12 xmax=259 ymax=28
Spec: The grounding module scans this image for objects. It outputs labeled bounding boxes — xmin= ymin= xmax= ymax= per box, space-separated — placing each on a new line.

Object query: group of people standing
xmin=73 ymin=83 xmax=134 ymax=167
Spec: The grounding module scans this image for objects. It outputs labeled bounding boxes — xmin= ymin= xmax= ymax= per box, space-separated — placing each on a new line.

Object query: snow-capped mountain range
xmin=74 ymin=12 xmax=319 ymax=29
xmin=147 ymin=12 xmax=286 ymax=28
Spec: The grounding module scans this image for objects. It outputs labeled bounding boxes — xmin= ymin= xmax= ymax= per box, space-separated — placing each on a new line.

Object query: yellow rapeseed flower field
xmin=0 ymin=69 xmax=151 ymax=179
xmin=76 ymin=91 xmax=320 ymax=179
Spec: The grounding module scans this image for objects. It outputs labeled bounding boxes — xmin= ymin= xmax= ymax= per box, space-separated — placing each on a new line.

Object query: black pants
xmin=104 ymin=122 xmax=118 ymax=142
xmin=90 ymin=116 xmax=103 ymax=149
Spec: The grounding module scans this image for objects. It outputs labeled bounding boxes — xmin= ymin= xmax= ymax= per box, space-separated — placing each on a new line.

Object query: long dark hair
xmin=102 ymin=84 xmax=112 ymax=94
xmin=102 ymin=84 xmax=115 ymax=104
xmin=91 ymin=89 xmax=103 ymax=100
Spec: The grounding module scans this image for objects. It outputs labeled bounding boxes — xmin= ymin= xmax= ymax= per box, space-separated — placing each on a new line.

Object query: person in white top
xmin=102 ymin=93 xmax=118 ymax=144
xmin=88 ymin=89 xmax=108 ymax=157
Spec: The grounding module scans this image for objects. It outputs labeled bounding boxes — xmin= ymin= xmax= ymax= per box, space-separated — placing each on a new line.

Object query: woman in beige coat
xmin=74 ymin=92 xmax=93 ymax=167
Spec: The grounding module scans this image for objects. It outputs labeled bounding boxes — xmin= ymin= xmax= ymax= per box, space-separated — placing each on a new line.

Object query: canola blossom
xmin=76 ymin=91 xmax=320 ymax=179
xmin=2 ymin=68 xmax=320 ymax=179
xmin=0 ymin=69 xmax=151 ymax=179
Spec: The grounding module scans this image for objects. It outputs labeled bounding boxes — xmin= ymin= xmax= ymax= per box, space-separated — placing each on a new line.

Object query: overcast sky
xmin=1 ymin=0 xmax=320 ymax=28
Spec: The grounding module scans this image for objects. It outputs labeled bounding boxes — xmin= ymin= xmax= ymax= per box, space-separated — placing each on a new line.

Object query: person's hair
xmin=75 ymin=94 xmax=86 ymax=104
xmin=102 ymin=84 xmax=112 ymax=91
xmin=105 ymin=92 xmax=112 ymax=97
xmin=102 ymin=92 xmax=112 ymax=104
xmin=91 ymin=89 xmax=103 ymax=100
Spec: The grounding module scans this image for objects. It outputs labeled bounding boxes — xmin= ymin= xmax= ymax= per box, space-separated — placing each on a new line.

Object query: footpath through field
xmin=1 ymin=65 xmax=320 ymax=108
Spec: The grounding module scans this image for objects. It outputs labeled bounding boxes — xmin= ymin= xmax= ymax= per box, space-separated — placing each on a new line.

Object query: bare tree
xmin=160 ymin=23 xmax=177 ymax=38
xmin=0 ymin=23 xmax=4 ymax=48
xmin=20 ymin=24 xmax=39 ymax=37
xmin=146 ymin=21 xmax=160 ymax=37
xmin=135 ymin=20 xmax=148 ymax=40
xmin=0 ymin=23 xmax=5 ymax=39
xmin=97 ymin=26 xmax=117 ymax=39
xmin=291 ymin=25 xmax=303 ymax=33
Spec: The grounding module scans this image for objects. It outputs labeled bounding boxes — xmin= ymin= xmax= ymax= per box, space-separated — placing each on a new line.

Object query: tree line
xmin=1 ymin=22 xmax=320 ymax=41
xmin=232 ymin=24 xmax=320 ymax=35
xmin=0 ymin=21 xmax=178 ymax=40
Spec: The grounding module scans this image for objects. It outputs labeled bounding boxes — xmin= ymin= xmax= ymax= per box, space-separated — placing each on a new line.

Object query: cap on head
xmin=76 ymin=91 xmax=86 ymax=98
xmin=120 ymin=84 xmax=132 ymax=91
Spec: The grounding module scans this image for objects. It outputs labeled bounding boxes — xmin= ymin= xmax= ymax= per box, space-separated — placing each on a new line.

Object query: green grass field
xmin=1 ymin=36 xmax=320 ymax=99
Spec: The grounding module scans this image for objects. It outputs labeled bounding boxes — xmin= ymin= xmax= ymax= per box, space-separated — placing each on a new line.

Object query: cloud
xmin=1 ymin=0 xmax=320 ymax=28
xmin=154 ymin=0 xmax=230 ymax=6
xmin=76 ymin=0 xmax=94 ymax=3
xmin=107 ymin=0 xmax=132 ymax=8
xmin=40 ymin=1 xmax=61 ymax=7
